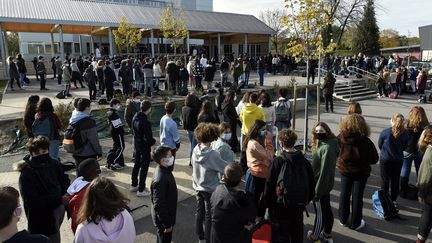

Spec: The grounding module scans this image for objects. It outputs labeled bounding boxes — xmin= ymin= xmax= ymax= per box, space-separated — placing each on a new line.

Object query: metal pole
xmin=292 ymin=82 xmax=297 ymax=130
xmin=59 ymin=25 xmax=64 ymax=60
xmin=90 ymin=35 xmax=95 ymax=54
xmin=304 ymin=58 xmax=309 ymax=151
xmin=217 ymin=33 xmax=221 ymax=62
xmin=244 ymin=34 xmax=248 ymax=55
xmin=186 ymin=31 xmax=190 ymax=56
xmin=50 ymin=32 xmax=55 ymax=58
xmin=0 ymin=24 xmax=9 ymax=80
xmin=108 ymin=28 xmax=114 ymax=57
xmin=150 ymin=29 xmax=155 ymax=58
xmin=317 ymin=53 xmax=321 ymax=122
xmin=78 ymin=35 xmax=83 ymax=56
xmin=3 ymin=30 xmax=9 ymax=58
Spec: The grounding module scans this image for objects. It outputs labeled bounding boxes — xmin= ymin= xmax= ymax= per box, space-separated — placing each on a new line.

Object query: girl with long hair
xmin=222 ymin=90 xmax=241 ymax=152
xmin=23 ymin=95 xmax=40 ymax=138
xmin=198 ymin=101 xmax=219 ymax=124
xmin=378 ymin=113 xmax=409 ymax=204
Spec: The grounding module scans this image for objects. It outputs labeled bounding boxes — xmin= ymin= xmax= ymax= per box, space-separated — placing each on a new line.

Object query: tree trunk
xmin=304 ymin=57 xmax=309 ymax=151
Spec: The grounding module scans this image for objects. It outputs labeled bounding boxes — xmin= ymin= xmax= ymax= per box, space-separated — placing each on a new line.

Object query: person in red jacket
xmin=67 ymin=158 xmax=101 ymax=233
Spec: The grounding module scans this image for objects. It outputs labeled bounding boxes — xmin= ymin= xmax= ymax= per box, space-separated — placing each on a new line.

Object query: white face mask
xmin=115 ymin=104 xmax=121 ymax=110
xmin=222 ymin=133 xmax=232 ymax=141
xmin=134 ymin=99 xmax=140 ymax=103
xmin=15 ymin=205 xmax=22 ymax=221
xmin=166 ymin=156 xmax=174 ymax=167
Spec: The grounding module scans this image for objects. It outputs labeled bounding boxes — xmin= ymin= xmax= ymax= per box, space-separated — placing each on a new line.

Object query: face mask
xmin=115 ymin=105 xmax=121 ymax=110
xmin=166 ymin=156 xmax=174 ymax=167
xmin=316 ymin=133 xmax=327 ymax=140
xmin=259 ymin=130 xmax=266 ymax=137
xmin=31 ymin=153 xmax=51 ymax=163
xmin=14 ymin=205 xmax=22 ymax=221
xmin=222 ymin=133 xmax=232 ymax=141
xmin=134 ymin=99 xmax=140 ymax=103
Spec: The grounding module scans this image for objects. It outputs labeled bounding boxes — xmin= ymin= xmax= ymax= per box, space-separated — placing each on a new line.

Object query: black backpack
xmin=63 ymin=118 xmax=88 ymax=153
xmin=276 ymin=151 xmax=314 ymax=207
xmin=56 ymin=90 xmax=66 ymax=99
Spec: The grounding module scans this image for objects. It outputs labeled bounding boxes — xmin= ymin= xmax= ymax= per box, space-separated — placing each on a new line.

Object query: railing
xmin=347 ymin=66 xmax=379 ymax=79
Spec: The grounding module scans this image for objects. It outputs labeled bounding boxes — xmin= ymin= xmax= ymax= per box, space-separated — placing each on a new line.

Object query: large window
xmin=28 ymin=43 xmax=45 ymax=55
xmin=223 ymin=44 xmax=232 ymax=56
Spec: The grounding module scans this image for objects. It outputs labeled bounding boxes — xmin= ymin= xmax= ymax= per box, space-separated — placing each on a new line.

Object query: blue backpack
xmin=32 ymin=118 xmax=53 ymax=140
xmin=372 ymin=190 xmax=399 ymax=221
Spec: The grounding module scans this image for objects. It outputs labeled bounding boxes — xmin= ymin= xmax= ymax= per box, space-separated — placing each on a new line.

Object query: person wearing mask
xmin=106 ymin=99 xmax=125 ymax=170
xmin=322 ymin=72 xmax=336 ymax=113
xmin=74 ymin=177 xmax=135 ymax=243
xmin=307 ymin=122 xmax=338 ymax=243
xmin=378 ymin=113 xmax=409 ymax=206
xmin=124 ymin=92 xmax=141 ymax=131
xmin=142 ymin=57 xmax=154 ymax=97
xmin=239 ymin=93 xmax=266 ymax=149
xmin=16 ymin=54 xmax=27 ymax=87
xmin=222 ymin=90 xmax=241 ymax=152
xmin=0 ymin=186 xmax=50 ymax=243
xmin=337 ymin=114 xmax=378 ymax=230
xmin=150 ymin=146 xmax=178 ymax=243
xmin=69 ymin=98 xmax=103 ymax=175
xmin=32 ymin=98 xmax=62 ymax=160
xmin=23 ymin=95 xmax=40 ymax=138
xmin=15 ymin=136 xmax=70 ymax=243
xmin=400 ymin=106 xmax=429 ymax=197
xmin=131 ymin=100 xmax=156 ymax=197
xmin=62 ymin=60 xmax=72 ymax=97
xmin=210 ymin=162 xmax=256 ymax=243
xmin=71 ymin=58 xmax=85 ymax=89
xmin=7 ymin=56 xmax=21 ymax=91
xmin=259 ymin=92 xmax=276 ymax=134
xmin=160 ymin=101 xmax=181 ymax=163
xmin=198 ymin=101 xmax=219 ymax=124
xmin=182 ymin=94 xmax=199 ymax=167
xmin=67 ymin=158 xmax=101 ymax=234
xmin=192 ymin=123 xmax=229 ymax=243
xmin=244 ymin=120 xmax=274 ymax=219
xmin=416 ymin=125 xmax=432 ymax=243
xmin=264 ymin=129 xmax=315 ymax=242
xmin=104 ymin=60 xmax=116 ymax=101
xmin=96 ymin=60 xmax=105 ymax=95
xmin=211 ymin=122 xmax=235 ymax=163
xmin=83 ymin=65 xmax=97 ymax=100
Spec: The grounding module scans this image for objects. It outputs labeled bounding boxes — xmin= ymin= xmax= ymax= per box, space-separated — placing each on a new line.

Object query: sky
xmin=213 ymin=0 xmax=432 ymax=37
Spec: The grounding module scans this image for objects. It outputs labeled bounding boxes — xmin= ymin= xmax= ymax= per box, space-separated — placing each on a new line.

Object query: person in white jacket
xmin=153 ymin=59 xmax=163 ymax=91
xmin=187 ymin=56 xmax=195 ymax=89
xmin=74 ymin=177 xmax=135 ymax=243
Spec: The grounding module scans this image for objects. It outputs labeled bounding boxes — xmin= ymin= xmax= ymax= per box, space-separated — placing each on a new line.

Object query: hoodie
xmin=417 ymin=145 xmax=432 ymax=204
xmin=74 ymin=209 xmax=136 ymax=243
xmin=312 ymin=137 xmax=339 ymax=199
xmin=69 ymin=110 xmax=89 ymax=125
xmin=67 ymin=177 xmax=90 ymax=233
xmin=34 ymin=112 xmax=62 ymax=140
xmin=378 ymin=127 xmax=409 ymax=163
xmin=337 ymin=131 xmax=379 ymax=178
xmin=69 ymin=111 xmax=102 ymax=157
xmin=239 ymin=104 xmax=266 ymax=135
xmin=192 ymin=144 xmax=228 ymax=192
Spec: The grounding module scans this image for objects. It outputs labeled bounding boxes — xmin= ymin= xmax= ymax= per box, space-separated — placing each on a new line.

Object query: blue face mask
xmin=259 ymin=130 xmax=266 ymax=137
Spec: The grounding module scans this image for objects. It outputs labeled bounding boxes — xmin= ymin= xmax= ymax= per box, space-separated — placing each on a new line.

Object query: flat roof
xmin=0 ymin=0 xmax=276 ymax=35
xmin=380 ymin=45 xmax=420 ymax=52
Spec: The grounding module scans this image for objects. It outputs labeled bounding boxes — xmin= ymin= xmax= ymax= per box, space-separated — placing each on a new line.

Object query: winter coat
xmin=322 ymin=75 xmax=336 ymax=96
xmin=181 ymin=105 xmax=199 ymax=132
xmin=83 ymin=67 xmax=97 ymax=86
xmin=211 ymin=138 xmax=235 ymax=163
xmin=69 ymin=112 xmax=102 ymax=157
xmin=378 ymin=127 xmax=409 ymax=162
xmin=16 ymin=57 xmax=27 ymax=73
xmin=67 ymin=177 xmax=90 ymax=233
xmin=198 ymin=113 xmax=219 ymax=124
xmin=204 ymin=64 xmax=216 ymax=82
xmin=417 ymin=145 xmax=432 ymax=204
xmin=153 ymin=63 xmax=163 ymax=77
xmin=132 ymin=112 xmax=156 ymax=157
xmin=239 ymin=104 xmax=266 ymax=135
xmin=107 ymin=108 xmax=125 ymax=138
xmin=9 ymin=61 xmax=19 ymax=79
xmin=151 ymin=165 xmax=178 ymax=229
xmin=104 ymin=66 xmax=116 ymax=88
xmin=119 ymin=66 xmax=133 ymax=83
xmin=124 ymin=99 xmax=139 ymax=129
xmin=3 ymin=230 xmax=49 ymax=243
xmin=312 ymin=137 xmax=339 ymax=199
xmin=246 ymin=139 xmax=274 ymax=178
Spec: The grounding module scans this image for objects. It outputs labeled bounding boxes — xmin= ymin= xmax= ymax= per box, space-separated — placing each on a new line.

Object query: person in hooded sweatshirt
xmin=192 ymin=123 xmax=229 ymax=243
xmin=239 ymin=93 xmax=266 ymax=150
xmin=337 ymin=114 xmax=378 ymax=231
xmin=0 ymin=186 xmax=50 ymax=243
xmin=211 ymin=122 xmax=235 ymax=163
xmin=15 ymin=136 xmax=70 ymax=243
xmin=124 ymin=91 xmax=141 ymax=132
xmin=210 ymin=162 xmax=256 ymax=243
xmin=69 ymin=98 xmax=102 ymax=176
xmin=67 ymin=158 xmax=101 ymax=234
xmin=74 ymin=177 xmax=135 ymax=243
xmin=104 ymin=60 xmax=116 ymax=101
xmin=151 ymin=146 xmax=178 ymax=243
xmin=106 ymin=99 xmax=125 ymax=170
xmin=307 ymin=122 xmax=339 ymax=243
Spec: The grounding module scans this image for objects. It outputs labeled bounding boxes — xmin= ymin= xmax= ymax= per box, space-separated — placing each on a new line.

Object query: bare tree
xmin=259 ymin=9 xmax=288 ymax=54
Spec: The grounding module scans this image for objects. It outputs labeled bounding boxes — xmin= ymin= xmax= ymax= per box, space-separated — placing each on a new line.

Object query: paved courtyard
xmin=0 ymin=90 xmax=431 ymax=242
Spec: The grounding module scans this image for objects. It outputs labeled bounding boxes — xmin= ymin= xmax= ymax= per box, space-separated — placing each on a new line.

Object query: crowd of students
xmin=2 ymin=82 xmax=432 ymax=243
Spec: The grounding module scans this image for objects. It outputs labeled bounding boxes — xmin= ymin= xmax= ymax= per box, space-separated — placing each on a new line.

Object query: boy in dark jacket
xmin=106 ymin=99 xmax=125 ymax=170
xmin=131 ymin=100 xmax=156 ymax=197
xmin=83 ymin=65 xmax=97 ymax=100
xmin=16 ymin=136 xmax=70 ymax=243
xmin=151 ymin=146 xmax=178 ymax=243
xmin=104 ymin=61 xmax=116 ymax=101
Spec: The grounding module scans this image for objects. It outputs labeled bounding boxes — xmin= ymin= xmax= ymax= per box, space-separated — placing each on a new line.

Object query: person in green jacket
xmin=307 ymin=122 xmax=338 ymax=243
xmin=416 ymin=125 xmax=432 ymax=243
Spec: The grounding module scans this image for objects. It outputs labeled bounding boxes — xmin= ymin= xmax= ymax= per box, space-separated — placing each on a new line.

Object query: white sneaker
xmin=339 ymin=221 xmax=348 ymax=227
xmin=198 ymin=240 xmax=206 ymax=243
xmin=354 ymin=219 xmax=365 ymax=231
xmin=111 ymin=163 xmax=124 ymax=170
xmin=137 ymin=189 xmax=151 ymax=197
xmin=130 ymin=186 xmax=138 ymax=192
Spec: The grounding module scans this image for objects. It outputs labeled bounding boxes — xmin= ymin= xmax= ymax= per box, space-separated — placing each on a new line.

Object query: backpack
xmin=63 ymin=118 xmax=88 ymax=153
xmin=389 ymin=91 xmax=398 ymax=99
xmin=56 ymin=90 xmax=66 ymax=99
xmin=276 ymin=152 xmax=314 ymax=207
xmin=32 ymin=118 xmax=53 ymax=140
xmin=372 ymin=190 xmax=399 ymax=221
xmin=252 ymin=219 xmax=272 ymax=243
xmin=275 ymin=100 xmax=291 ymax=123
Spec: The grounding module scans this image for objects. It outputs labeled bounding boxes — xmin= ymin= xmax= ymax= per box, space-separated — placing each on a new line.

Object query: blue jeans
xmin=49 ymin=139 xmax=60 ymax=160
xmin=390 ymin=83 xmax=397 ymax=93
xmin=187 ymin=130 xmax=197 ymax=161
xmin=19 ymin=72 xmax=26 ymax=86
xmin=401 ymin=152 xmax=422 ymax=178
xmin=244 ymin=71 xmax=250 ymax=85
xmin=258 ymin=69 xmax=265 ymax=86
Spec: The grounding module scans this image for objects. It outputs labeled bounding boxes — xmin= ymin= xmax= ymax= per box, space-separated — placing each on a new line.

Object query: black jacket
xmin=119 ymin=66 xmax=133 ymax=83
xmin=182 ymin=105 xmax=198 ymax=131
xmin=132 ymin=112 xmax=156 ymax=155
xmin=220 ymin=61 xmax=229 ymax=72
xmin=16 ymin=58 xmax=27 ymax=73
xmin=198 ymin=113 xmax=219 ymax=124
xmin=179 ymin=68 xmax=189 ymax=82
xmin=4 ymin=230 xmax=50 ymax=243
xmin=204 ymin=64 xmax=216 ymax=82
xmin=107 ymin=108 xmax=124 ymax=137
xmin=18 ymin=154 xmax=70 ymax=235
xmin=222 ymin=100 xmax=240 ymax=128
xmin=104 ymin=66 xmax=116 ymax=87
xmin=151 ymin=165 xmax=178 ymax=229
xmin=210 ymin=185 xmax=256 ymax=243
xmin=83 ymin=68 xmax=97 ymax=86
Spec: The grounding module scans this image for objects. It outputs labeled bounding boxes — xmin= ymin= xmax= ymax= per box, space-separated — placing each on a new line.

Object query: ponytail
xmin=392 ymin=113 xmax=404 ymax=138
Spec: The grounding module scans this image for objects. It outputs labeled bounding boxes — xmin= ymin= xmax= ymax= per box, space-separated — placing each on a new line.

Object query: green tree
xmin=352 ymin=0 xmax=380 ymax=55
xmin=113 ymin=17 xmax=142 ymax=54
xmin=159 ymin=6 xmax=188 ymax=55
xmin=6 ymin=32 xmax=19 ymax=56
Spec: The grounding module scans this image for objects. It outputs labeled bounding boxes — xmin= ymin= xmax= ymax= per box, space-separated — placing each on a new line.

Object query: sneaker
xmin=137 ymin=189 xmax=151 ymax=197
xmin=354 ymin=219 xmax=365 ymax=231
xmin=111 ymin=163 xmax=124 ymax=170
xmin=130 ymin=186 xmax=139 ymax=192
xmin=320 ymin=232 xmax=334 ymax=243
xmin=306 ymin=230 xmax=320 ymax=243
xmin=105 ymin=164 xmax=111 ymax=170
xmin=339 ymin=221 xmax=348 ymax=227
xmin=198 ymin=240 xmax=206 ymax=243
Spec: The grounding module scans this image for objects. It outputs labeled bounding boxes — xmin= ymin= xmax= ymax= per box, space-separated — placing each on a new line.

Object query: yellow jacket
xmin=239 ymin=103 xmax=266 ymax=135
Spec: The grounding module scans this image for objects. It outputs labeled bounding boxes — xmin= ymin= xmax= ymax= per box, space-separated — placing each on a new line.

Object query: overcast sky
xmin=213 ymin=0 xmax=432 ymax=37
